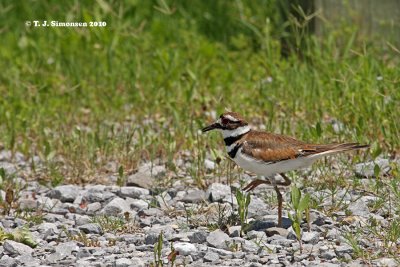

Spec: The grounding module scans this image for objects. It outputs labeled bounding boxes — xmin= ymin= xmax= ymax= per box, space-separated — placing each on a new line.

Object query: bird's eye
xmin=221 ymin=117 xmax=230 ymax=124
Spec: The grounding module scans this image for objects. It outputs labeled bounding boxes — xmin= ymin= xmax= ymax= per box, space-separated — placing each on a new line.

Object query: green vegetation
xmin=0 ymin=1 xmax=399 ymax=262
xmin=153 ymin=231 xmax=164 ymax=267
xmin=235 ymin=189 xmax=251 ymax=236
xmin=0 ymin=227 xmax=38 ymax=248
xmin=0 ymin=1 xmax=398 ymax=185
xmin=288 ymin=185 xmax=311 ymax=252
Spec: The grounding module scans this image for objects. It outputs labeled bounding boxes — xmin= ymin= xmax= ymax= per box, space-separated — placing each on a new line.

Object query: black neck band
xmin=224 ymin=132 xmax=246 ymax=146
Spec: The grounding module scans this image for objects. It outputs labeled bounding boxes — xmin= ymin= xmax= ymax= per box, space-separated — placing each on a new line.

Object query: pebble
xmin=78 ymin=223 xmax=103 ymax=234
xmin=204 ymin=159 xmax=216 ymax=170
xmin=206 ymin=183 xmax=231 ymax=202
xmin=118 ymin=186 xmax=149 ymax=198
xmin=189 ymin=231 xmax=208 ymax=243
xmin=355 ymin=158 xmax=391 ymax=178
xmin=129 ymin=199 xmax=149 ymax=210
xmin=174 ymin=242 xmax=197 ymax=256
xmin=265 ymin=227 xmax=289 ymax=237
xmin=0 ymin=149 xmax=396 ymax=266
xmin=301 ymin=231 xmax=320 ymax=244
xmin=373 ymin=257 xmax=398 ymax=267
xmin=3 ymin=240 xmax=33 ymax=256
xmin=335 ymin=244 xmax=353 ymax=256
xmin=182 ymin=190 xmax=206 ymax=203
xmin=46 ymin=185 xmax=79 ymax=202
xmin=115 ymin=258 xmax=132 ymax=267
xmin=228 ymin=225 xmax=241 ymax=237
xmin=348 ymin=199 xmax=370 ymax=217
xmin=101 ymin=197 xmax=130 ymax=216
xmin=203 ymin=251 xmax=220 ymax=262
xmin=206 ymin=229 xmax=230 ymax=249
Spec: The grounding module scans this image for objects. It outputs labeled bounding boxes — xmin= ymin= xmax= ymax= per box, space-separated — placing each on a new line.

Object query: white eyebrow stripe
xmin=224 ymin=114 xmax=239 ymax=122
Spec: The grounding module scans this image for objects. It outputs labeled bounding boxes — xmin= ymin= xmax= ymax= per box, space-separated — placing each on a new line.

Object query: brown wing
xmin=240 ymin=131 xmax=367 ymax=163
xmin=240 ymin=131 xmax=305 ymax=162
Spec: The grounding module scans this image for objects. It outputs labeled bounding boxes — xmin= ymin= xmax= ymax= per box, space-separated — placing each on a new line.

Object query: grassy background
xmin=0 ymin=0 xmax=399 ymax=184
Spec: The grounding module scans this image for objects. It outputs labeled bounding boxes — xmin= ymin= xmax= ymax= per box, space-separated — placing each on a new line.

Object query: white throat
xmin=221 ymin=125 xmax=250 ymax=138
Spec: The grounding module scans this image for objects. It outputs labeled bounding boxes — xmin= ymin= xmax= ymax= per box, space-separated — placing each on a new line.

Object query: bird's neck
xmin=222 ymin=126 xmax=251 ymax=145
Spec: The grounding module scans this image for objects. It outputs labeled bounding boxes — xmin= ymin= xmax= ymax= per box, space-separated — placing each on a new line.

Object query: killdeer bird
xmin=202 ymin=112 xmax=369 ymax=227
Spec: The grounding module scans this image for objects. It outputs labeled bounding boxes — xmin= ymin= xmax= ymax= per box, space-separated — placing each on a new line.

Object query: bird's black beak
xmin=202 ymin=122 xmax=220 ymax=132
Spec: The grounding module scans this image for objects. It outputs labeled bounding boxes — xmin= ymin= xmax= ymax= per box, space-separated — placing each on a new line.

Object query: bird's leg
xmin=274 ymin=185 xmax=283 ymax=227
xmin=243 ymin=179 xmax=271 ymax=192
xmin=279 ymin=173 xmax=292 ymax=186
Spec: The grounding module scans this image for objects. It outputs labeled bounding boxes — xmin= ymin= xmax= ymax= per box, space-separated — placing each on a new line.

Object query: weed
xmin=0 ymin=227 xmax=38 ymax=248
xmin=62 ymin=226 xmax=100 ymax=247
xmin=91 ymin=214 xmax=142 ymax=234
xmin=235 ymin=189 xmax=251 ymax=236
xmin=288 ymin=185 xmax=311 ymax=253
xmin=153 ymin=231 xmax=164 ymax=267
xmin=116 ymin=165 xmax=126 ymax=187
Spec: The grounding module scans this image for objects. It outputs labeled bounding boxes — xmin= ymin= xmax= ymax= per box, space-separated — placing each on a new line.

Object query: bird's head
xmin=202 ymin=112 xmax=250 ymax=138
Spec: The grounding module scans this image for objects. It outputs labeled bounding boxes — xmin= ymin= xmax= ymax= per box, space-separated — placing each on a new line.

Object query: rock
xmin=348 ymin=199 xmax=370 ymax=217
xmin=247 ymin=230 xmax=267 ymax=241
xmin=155 ymin=191 xmax=172 ymax=210
xmin=189 ymin=231 xmax=208 ymax=243
xmin=18 ymin=198 xmax=37 ymax=210
xmin=130 ymin=258 xmax=145 ymax=267
xmin=335 ymin=244 xmax=353 ymax=256
xmin=182 ymin=190 xmax=206 ymax=203
xmin=0 ymin=255 xmax=17 ymax=267
xmin=270 ymin=238 xmax=294 ymax=247
xmin=174 ymin=242 xmax=197 ymax=256
xmin=79 ymin=223 xmax=103 ymax=234
xmin=101 ymin=197 xmax=130 ymax=216
xmin=73 ymin=214 xmax=92 ymax=226
xmin=55 ymin=241 xmax=79 ymax=258
xmin=326 ymin=228 xmax=341 ymax=240
xmin=204 ymin=251 xmax=220 ymax=262
xmin=228 ymin=226 xmax=241 ymax=237
xmin=37 ymin=222 xmax=59 ymax=235
xmin=301 ymin=231 xmax=319 ymax=244
xmin=129 ymin=199 xmax=149 ymax=210
xmin=3 ymin=240 xmax=33 ymax=256
xmin=331 ymin=119 xmax=345 ymax=133
xmin=86 ymin=202 xmax=102 ymax=213
xmin=115 ymin=258 xmax=132 ymax=267
xmin=118 ymin=186 xmax=149 ymax=198
xmin=373 ymin=257 xmax=398 ymax=267
xmin=247 ymin=220 xmax=274 ymax=231
xmin=321 ymin=250 xmax=336 ymax=260
xmin=16 ymin=254 xmax=40 ymax=266
xmin=247 ymin=196 xmax=270 ymax=217
xmin=77 ymin=248 xmax=92 ymax=259
xmin=206 ymin=229 xmax=230 ymax=250
xmin=261 ymin=214 xmax=292 ymax=229
xmin=242 ymin=239 xmax=259 ymax=253
xmin=355 ymin=158 xmax=391 ymax=178
xmin=201 ymin=203 xmax=233 ymax=225
xmin=265 ymin=227 xmax=289 ymax=238
xmin=206 ymin=183 xmax=231 ymax=202
xmin=204 ymin=159 xmax=216 ymax=170
xmin=0 ymin=162 xmax=17 ymax=174
xmin=46 ymin=185 xmax=80 ymax=202
xmin=127 ymin=162 xmax=165 ymax=189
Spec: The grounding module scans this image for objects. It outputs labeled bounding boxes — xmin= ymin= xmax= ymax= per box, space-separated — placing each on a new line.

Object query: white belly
xmin=233 ymin=148 xmax=318 ymax=176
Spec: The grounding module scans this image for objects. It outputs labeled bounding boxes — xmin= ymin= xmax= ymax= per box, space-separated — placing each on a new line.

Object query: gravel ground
xmin=0 ymin=149 xmax=399 ymax=267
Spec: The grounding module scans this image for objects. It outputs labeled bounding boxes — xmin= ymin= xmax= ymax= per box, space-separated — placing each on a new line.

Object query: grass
xmin=0 ymin=1 xmax=398 ymax=185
